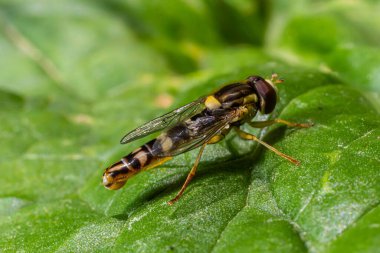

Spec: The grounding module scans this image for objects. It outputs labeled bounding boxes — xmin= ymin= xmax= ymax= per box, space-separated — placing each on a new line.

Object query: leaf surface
xmin=0 ymin=1 xmax=379 ymax=252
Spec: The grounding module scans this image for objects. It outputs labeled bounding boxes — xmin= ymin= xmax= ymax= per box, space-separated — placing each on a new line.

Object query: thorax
xmin=205 ymin=83 xmax=258 ymax=110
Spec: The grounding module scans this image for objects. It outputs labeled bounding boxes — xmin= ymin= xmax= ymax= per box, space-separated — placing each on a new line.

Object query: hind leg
xmin=167 ymin=133 xmax=228 ymax=205
xmin=168 ymin=142 xmax=207 ymax=205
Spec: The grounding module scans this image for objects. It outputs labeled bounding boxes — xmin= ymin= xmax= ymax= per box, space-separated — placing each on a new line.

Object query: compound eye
xmin=254 ymin=79 xmax=277 ymax=114
xmin=247 ymin=75 xmax=263 ymax=85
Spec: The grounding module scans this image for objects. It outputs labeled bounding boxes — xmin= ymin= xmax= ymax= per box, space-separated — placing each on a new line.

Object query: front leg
xmin=235 ymin=127 xmax=300 ymax=165
xmin=249 ymin=119 xmax=312 ymax=129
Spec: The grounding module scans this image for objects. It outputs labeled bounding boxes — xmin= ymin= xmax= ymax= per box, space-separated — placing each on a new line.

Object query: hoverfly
xmin=102 ymin=74 xmax=311 ymax=205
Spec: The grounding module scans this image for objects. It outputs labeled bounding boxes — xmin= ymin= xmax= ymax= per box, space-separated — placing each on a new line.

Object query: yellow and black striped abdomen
xmin=102 ymin=139 xmax=171 ymax=190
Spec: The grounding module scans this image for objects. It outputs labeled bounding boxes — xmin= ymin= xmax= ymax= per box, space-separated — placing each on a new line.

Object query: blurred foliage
xmin=0 ymin=0 xmax=379 ymax=252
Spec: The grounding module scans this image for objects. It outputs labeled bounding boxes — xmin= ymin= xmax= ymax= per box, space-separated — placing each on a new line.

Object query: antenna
xmin=270 ymin=73 xmax=284 ymax=85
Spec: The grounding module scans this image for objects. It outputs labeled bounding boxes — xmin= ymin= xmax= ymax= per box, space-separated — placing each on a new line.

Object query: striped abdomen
xmin=102 ymin=122 xmax=192 ymax=190
xmin=103 ymin=112 xmax=222 ymax=190
xmin=102 ymin=139 xmax=172 ymax=190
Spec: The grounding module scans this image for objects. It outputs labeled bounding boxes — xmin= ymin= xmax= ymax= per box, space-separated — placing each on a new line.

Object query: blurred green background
xmin=0 ymin=0 xmax=379 ymax=252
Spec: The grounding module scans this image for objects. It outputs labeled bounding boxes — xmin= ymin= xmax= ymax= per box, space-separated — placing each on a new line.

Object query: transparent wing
xmin=157 ymin=110 xmax=238 ymax=157
xmin=120 ymin=97 xmax=206 ymax=144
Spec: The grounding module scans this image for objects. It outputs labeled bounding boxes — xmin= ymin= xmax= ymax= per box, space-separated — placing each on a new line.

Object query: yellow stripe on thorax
xmin=243 ymin=94 xmax=258 ymax=104
xmin=205 ymin=95 xmax=222 ymax=110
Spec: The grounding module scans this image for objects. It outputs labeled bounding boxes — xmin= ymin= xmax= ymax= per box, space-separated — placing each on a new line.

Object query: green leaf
xmin=327 ymin=46 xmax=380 ymax=92
xmin=0 ymin=1 xmax=379 ymax=252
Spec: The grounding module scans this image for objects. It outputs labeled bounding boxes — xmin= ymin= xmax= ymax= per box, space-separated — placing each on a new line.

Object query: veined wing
xmin=156 ymin=109 xmax=238 ymax=157
xmin=120 ymin=96 xmax=206 ymax=144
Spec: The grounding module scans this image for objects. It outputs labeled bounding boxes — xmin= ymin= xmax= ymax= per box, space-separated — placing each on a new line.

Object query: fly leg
xmin=168 ymin=142 xmax=207 ymax=205
xmin=234 ymin=127 xmax=300 ymax=166
xmin=249 ymin=119 xmax=312 ymax=128
xmin=167 ymin=133 xmax=227 ymax=205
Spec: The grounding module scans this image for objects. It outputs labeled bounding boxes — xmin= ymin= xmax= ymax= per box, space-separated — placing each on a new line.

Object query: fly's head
xmin=247 ymin=74 xmax=281 ymax=114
